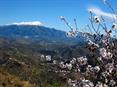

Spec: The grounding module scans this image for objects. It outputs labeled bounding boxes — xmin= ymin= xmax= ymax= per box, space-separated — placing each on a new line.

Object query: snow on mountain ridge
xmin=12 ymin=21 xmax=44 ymax=26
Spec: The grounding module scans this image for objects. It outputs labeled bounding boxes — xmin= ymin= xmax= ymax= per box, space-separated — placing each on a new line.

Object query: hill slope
xmin=0 ymin=69 xmax=36 ymax=87
xmin=0 ymin=25 xmax=92 ymax=45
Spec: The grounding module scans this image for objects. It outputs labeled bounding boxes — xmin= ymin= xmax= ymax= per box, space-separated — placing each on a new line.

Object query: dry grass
xmin=0 ymin=70 xmax=36 ymax=87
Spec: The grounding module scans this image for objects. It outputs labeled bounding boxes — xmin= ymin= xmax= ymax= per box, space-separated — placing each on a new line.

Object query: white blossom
xmin=109 ymin=80 xmax=116 ymax=86
xmin=59 ymin=61 xmax=66 ymax=69
xmin=105 ymin=52 xmax=113 ymax=59
xmin=77 ymin=56 xmax=87 ymax=65
xmin=105 ymin=63 xmax=114 ymax=73
xmin=45 ymin=55 xmax=52 ymax=61
xmin=53 ymin=60 xmax=57 ymax=64
xmin=94 ymin=16 xmax=100 ymax=23
xmin=100 ymin=48 xmax=107 ymax=58
xmin=60 ymin=16 xmax=65 ymax=20
xmin=66 ymin=63 xmax=72 ymax=70
xmin=40 ymin=54 xmax=44 ymax=58
xmin=81 ymin=80 xmax=94 ymax=87
xmin=68 ymin=79 xmax=72 ymax=84
xmin=112 ymin=23 xmax=117 ymax=29
xmin=97 ymin=57 xmax=103 ymax=61
xmin=88 ymin=40 xmax=99 ymax=47
xmin=66 ymin=30 xmax=78 ymax=37
xmin=86 ymin=65 xmax=93 ymax=72
xmin=70 ymin=58 xmax=77 ymax=64
xmin=93 ymin=66 xmax=100 ymax=73
xmin=102 ymin=71 xmax=110 ymax=77
xmin=99 ymin=48 xmax=113 ymax=59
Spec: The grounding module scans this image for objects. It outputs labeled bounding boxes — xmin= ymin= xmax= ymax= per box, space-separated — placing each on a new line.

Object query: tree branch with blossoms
xmin=57 ymin=0 xmax=117 ymax=87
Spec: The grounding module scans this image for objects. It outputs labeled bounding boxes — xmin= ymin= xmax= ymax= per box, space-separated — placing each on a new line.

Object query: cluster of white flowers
xmin=55 ymin=42 xmax=116 ymax=86
xmin=45 ymin=55 xmax=52 ymax=61
xmin=59 ymin=56 xmax=88 ymax=71
xmin=88 ymin=40 xmax=99 ymax=48
xmin=77 ymin=56 xmax=87 ymax=66
xmin=105 ymin=63 xmax=114 ymax=73
xmin=86 ymin=65 xmax=100 ymax=74
xmin=66 ymin=30 xmax=78 ymax=37
xmin=55 ymin=1 xmax=117 ymax=87
xmin=95 ymin=82 xmax=109 ymax=87
xmin=68 ymin=79 xmax=78 ymax=87
xmin=55 ymin=40 xmax=116 ymax=86
xmin=50 ymin=48 xmax=116 ymax=87
xmin=93 ymin=66 xmax=100 ymax=73
xmin=86 ymin=65 xmax=93 ymax=72
xmin=55 ymin=21 xmax=117 ymax=87
xmin=60 ymin=16 xmax=79 ymax=37
xmin=59 ymin=61 xmax=72 ymax=70
xmin=70 ymin=58 xmax=77 ymax=64
xmin=102 ymin=39 xmax=109 ymax=46
xmin=60 ymin=16 xmax=65 ymax=20
xmin=68 ymin=79 xmax=94 ymax=87
xmin=81 ymin=79 xmax=94 ymax=87
xmin=99 ymin=48 xmax=113 ymax=59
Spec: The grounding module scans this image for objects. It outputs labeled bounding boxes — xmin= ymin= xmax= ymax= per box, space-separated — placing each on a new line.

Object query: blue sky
xmin=0 ymin=0 xmax=117 ymax=31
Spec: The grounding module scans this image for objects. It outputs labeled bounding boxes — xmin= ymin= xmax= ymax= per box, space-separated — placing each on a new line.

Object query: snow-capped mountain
xmin=12 ymin=21 xmax=44 ymax=26
xmin=0 ymin=23 xmax=93 ymax=45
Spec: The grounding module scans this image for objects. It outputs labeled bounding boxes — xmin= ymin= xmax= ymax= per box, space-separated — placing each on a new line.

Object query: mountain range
xmin=0 ymin=24 xmax=93 ymax=45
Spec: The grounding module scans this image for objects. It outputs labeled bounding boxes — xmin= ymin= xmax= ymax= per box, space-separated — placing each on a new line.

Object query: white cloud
xmin=12 ymin=21 xmax=44 ymax=26
xmin=88 ymin=7 xmax=117 ymax=20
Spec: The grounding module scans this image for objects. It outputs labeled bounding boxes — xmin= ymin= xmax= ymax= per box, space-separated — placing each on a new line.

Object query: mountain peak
xmin=11 ymin=21 xmax=44 ymax=26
